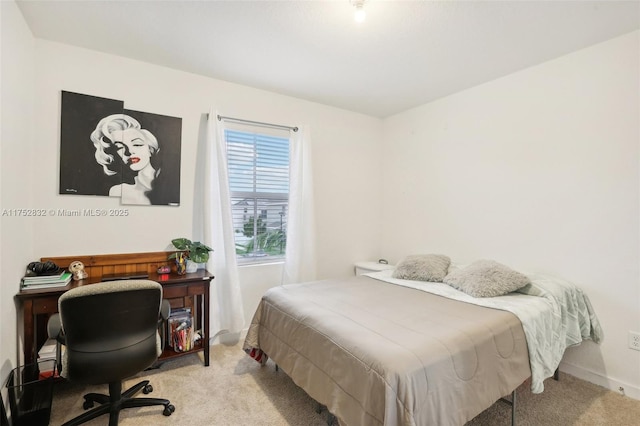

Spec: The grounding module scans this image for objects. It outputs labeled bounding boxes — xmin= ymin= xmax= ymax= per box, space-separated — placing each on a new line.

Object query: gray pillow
xmin=392 ymin=254 xmax=451 ymax=282
xmin=443 ymin=259 xmax=530 ymax=297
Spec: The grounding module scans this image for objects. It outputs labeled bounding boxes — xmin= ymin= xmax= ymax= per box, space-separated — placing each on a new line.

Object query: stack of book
xmin=37 ymin=338 xmax=62 ymax=378
xmin=21 ymin=270 xmax=72 ymax=289
xmin=38 ymin=338 xmax=57 ymax=363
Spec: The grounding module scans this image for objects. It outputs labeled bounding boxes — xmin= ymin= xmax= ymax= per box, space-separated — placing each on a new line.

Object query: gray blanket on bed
xmin=368 ymin=269 xmax=603 ymax=394
xmin=243 ymin=275 xmax=531 ymax=426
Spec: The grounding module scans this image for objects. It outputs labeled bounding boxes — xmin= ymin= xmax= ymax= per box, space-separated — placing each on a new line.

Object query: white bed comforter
xmin=368 ymin=269 xmax=603 ymax=394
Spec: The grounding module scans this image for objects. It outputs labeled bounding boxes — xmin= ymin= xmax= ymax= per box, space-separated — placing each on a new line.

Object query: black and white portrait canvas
xmin=60 ymin=91 xmax=182 ymax=206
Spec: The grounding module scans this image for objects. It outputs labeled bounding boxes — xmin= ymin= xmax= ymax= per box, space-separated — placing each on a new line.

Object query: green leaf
xmin=168 ymin=237 xmax=213 ymax=263
xmin=171 ymin=238 xmax=191 ymax=250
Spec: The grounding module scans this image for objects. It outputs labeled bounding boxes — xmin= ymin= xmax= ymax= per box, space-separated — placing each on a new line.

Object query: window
xmin=225 ymin=128 xmax=290 ymax=264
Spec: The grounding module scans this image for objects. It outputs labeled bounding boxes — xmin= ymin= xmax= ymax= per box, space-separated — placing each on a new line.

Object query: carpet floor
xmin=49 ymin=342 xmax=640 ymax=425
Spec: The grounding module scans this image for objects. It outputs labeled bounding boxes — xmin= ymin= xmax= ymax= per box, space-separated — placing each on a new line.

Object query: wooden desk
xmin=15 ymin=252 xmax=213 ymax=367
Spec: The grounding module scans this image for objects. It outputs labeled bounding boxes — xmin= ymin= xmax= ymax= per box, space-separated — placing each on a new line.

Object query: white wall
xmin=381 ymin=31 xmax=640 ymax=398
xmin=1 ymin=3 xmax=385 ymax=373
xmin=4 ymin=1 xmax=638 ymax=404
xmin=0 ymin=0 xmax=35 ymax=382
xmin=27 ymin=39 xmax=383 ymax=328
xmin=31 ymin=41 xmax=384 ymax=271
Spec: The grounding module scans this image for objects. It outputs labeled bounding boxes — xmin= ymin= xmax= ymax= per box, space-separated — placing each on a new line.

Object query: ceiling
xmin=16 ymin=1 xmax=640 ymax=118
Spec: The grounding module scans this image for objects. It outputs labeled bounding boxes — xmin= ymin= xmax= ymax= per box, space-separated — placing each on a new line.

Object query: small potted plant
xmin=168 ymin=238 xmax=213 ymax=274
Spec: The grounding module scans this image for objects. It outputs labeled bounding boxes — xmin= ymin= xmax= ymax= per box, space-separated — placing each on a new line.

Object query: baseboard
xmin=559 ymin=361 xmax=640 ymax=401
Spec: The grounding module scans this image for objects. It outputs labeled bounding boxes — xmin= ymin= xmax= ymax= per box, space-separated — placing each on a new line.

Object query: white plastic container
xmin=354 ymin=261 xmax=395 ymax=276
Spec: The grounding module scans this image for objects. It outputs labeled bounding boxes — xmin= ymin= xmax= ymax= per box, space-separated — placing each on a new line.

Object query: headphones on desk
xmin=26 ymin=260 xmax=60 ymax=276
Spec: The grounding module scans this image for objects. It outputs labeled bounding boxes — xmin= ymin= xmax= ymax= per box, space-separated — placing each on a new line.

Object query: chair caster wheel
xmin=83 ymin=400 xmax=94 ymax=410
xmin=143 ymin=384 xmax=153 ymax=394
xmin=163 ymin=404 xmax=175 ymax=416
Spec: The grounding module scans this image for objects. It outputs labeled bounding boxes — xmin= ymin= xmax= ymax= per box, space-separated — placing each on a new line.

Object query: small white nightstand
xmin=354 ymin=261 xmax=395 ymax=276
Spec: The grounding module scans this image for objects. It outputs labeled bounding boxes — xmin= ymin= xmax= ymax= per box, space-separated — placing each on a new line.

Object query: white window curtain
xmin=193 ymin=109 xmax=245 ymax=341
xmin=282 ymin=125 xmax=317 ymax=284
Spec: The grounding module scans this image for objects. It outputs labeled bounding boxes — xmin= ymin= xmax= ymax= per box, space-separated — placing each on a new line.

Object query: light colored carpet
xmin=49 ymin=342 xmax=640 ymax=425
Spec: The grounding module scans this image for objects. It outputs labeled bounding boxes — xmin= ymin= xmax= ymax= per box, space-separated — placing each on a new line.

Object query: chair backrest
xmin=58 ymin=280 xmax=162 ymax=384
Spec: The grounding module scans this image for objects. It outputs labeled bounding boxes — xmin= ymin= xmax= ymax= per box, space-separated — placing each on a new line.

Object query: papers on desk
xmin=21 ymin=271 xmax=72 ymax=289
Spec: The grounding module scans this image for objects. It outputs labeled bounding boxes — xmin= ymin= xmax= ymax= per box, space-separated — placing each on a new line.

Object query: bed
xmin=243 ymin=267 xmax=602 ymax=426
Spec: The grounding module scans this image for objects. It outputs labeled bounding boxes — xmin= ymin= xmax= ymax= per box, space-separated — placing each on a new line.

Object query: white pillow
xmin=391 ymin=254 xmax=451 ymax=282
xmin=443 ymin=259 xmax=530 ymax=297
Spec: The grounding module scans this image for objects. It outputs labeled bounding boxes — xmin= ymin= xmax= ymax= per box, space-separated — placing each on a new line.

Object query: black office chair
xmin=47 ymin=280 xmax=175 ymax=426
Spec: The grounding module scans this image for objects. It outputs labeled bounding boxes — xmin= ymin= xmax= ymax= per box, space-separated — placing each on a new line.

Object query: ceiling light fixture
xmin=352 ymin=0 xmax=366 ymax=23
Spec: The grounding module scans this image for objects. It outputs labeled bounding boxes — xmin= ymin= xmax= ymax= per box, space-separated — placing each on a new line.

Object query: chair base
xmin=62 ymin=379 xmax=174 ymax=426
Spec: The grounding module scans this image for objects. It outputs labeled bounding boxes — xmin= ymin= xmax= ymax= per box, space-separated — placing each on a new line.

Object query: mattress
xmin=243 ymin=275 xmax=531 ymax=426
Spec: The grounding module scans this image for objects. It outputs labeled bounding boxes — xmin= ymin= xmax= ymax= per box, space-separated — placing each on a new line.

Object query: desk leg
xmin=23 ymin=300 xmax=35 ymax=366
xmin=203 ymin=283 xmax=210 ymax=366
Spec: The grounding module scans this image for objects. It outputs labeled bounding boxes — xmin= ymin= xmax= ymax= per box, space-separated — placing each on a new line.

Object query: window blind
xmin=225 ymin=129 xmax=290 ymax=263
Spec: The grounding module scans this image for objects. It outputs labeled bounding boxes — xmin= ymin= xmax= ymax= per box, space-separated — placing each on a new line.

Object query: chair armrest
xmin=160 ymin=299 xmax=171 ymax=321
xmin=47 ymin=314 xmax=63 ymax=341
xmin=157 ymin=299 xmax=171 ymax=353
xmin=47 ymin=314 xmax=64 ymax=375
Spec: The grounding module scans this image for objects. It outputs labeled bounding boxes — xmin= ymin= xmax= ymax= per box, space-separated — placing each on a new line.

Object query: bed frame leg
xmin=511 ymin=389 xmax=516 ymax=426
xmin=275 ymin=364 xmax=279 ymax=372
xmin=554 ymin=367 xmax=559 ymax=381
xmin=315 ymin=403 xmax=337 ymax=425
xmin=499 ymin=389 xmax=516 ymax=426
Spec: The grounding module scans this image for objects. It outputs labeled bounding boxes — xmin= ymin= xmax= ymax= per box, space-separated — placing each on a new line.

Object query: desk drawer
xmin=168 ymin=298 xmax=184 ymax=309
xmin=188 ymin=283 xmax=205 ymax=295
xmin=33 ymin=297 xmax=58 ymax=314
xmin=163 ymin=285 xmax=188 ymax=299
